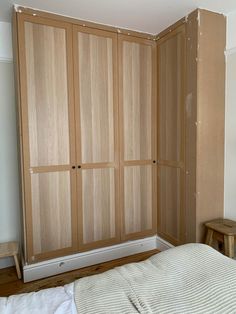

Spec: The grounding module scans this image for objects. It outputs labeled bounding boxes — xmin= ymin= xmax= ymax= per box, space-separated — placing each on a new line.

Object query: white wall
xmin=0 ymin=22 xmax=21 ymax=268
xmin=0 ymin=22 xmax=13 ymax=61
xmin=224 ymin=11 xmax=236 ymax=220
xmin=226 ymin=11 xmax=236 ymax=51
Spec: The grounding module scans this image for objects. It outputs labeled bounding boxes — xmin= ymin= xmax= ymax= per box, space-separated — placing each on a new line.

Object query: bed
xmin=1 ymin=243 xmax=236 ymax=314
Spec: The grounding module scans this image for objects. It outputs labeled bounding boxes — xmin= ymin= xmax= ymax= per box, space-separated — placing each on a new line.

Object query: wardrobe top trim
xmin=156 ymin=16 xmax=186 ymax=41
xmin=14 ymin=6 xmax=156 ymax=41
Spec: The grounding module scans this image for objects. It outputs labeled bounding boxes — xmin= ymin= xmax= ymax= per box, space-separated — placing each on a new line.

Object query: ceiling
xmin=1 ymin=0 xmax=236 ymax=34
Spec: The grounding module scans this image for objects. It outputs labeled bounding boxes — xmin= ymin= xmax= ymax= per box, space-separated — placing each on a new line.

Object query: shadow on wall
xmin=0 ymin=61 xmax=21 ymax=268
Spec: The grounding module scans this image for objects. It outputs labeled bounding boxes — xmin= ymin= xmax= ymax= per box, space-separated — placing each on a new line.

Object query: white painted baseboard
xmin=23 ymin=235 xmax=173 ymax=282
xmin=156 ymin=235 xmax=174 ymax=251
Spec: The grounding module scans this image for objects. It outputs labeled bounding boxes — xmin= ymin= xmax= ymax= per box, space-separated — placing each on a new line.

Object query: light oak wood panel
xmin=13 ymin=10 xmax=28 ymax=262
xmin=80 ymin=168 xmax=117 ymax=246
xmin=158 ymin=27 xmax=185 ymax=162
xmin=120 ymin=38 xmax=153 ymax=161
xmin=31 ymin=171 xmax=73 ymax=256
xmin=17 ymin=15 xmax=77 ymax=263
xmin=24 ymin=21 xmax=70 ymax=167
xmin=124 ymin=165 xmax=153 ymax=235
xmin=74 ymin=27 xmax=117 ymax=164
xmin=158 ymin=166 xmax=183 ymax=245
xmin=73 ymin=26 xmax=120 ymax=250
xmin=119 ymin=35 xmax=157 ymax=241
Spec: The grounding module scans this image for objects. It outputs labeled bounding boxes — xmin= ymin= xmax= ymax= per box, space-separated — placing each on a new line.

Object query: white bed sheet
xmin=0 ymin=282 xmax=77 ymax=314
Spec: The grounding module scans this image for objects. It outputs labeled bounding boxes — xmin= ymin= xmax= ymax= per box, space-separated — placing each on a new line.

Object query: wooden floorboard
xmin=0 ymin=249 xmax=159 ymax=297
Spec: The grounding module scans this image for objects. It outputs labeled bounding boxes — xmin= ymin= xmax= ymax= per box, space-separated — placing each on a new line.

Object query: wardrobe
xmin=14 ymin=8 xmax=157 ymax=264
xmin=13 ymin=7 xmax=225 ymax=265
xmin=157 ymin=10 xmax=225 ymax=245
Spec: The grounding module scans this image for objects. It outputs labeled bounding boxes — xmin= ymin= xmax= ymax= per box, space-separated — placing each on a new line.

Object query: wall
xmin=0 ymin=22 xmax=21 ymax=268
xmin=224 ymin=11 xmax=236 ymax=220
xmin=226 ymin=11 xmax=236 ymax=51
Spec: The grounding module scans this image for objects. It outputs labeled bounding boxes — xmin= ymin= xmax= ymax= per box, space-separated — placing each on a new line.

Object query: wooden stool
xmin=205 ymin=219 xmax=236 ymax=258
xmin=0 ymin=241 xmax=21 ymax=279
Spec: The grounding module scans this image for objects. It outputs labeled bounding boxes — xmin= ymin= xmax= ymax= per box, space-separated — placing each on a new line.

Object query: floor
xmin=0 ymin=249 xmax=159 ymax=297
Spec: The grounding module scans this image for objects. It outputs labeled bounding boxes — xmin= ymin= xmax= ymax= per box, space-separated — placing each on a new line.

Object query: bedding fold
xmin=74 ymin=244 xmax=236 ymax=314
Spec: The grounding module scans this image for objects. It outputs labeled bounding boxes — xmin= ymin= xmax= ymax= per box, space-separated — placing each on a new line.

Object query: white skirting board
xmin=23 ymin=235 xmax=173 ymax=282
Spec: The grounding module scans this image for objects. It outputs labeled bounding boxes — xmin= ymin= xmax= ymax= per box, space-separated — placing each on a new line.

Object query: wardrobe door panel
xmin=119 ymin=35 xmax=157 ymax=240
xmin=78 ymin=31 xmax=114 ymax=164
xmin=158 ymin=32 xmax=183 ymax=162
xmin=158 ymin=166 xmax=183 ymax=244
xmin=157 ymin=25 xmax=185 ymax=245
xmin=24 ymin=21 xmax=70 ymax=167
xmin=124 ymin=166 xmax=152 ymax=235
xmin=73 ymin=26 xmax=120 ymax=250
xmin=31 ymin=171 xmax=72 ymax=255
xmin=81 ymin=168 xmax=116 ymax=246
xmin=18 ymin=15 xmax=77 ymax=263
xmin=122 ymin=41 xmax=152 ymax=161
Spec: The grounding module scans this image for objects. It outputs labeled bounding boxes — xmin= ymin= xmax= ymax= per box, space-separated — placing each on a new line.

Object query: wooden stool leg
xmin=224 ymin=235 xmax=234 ymax=258
xmin=205 ymin=229 xmax=214 ymax=246
xmin=13 ymin=254 xmax=22 ymax=279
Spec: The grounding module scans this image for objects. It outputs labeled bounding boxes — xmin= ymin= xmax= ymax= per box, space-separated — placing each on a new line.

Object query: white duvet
xmin=0 ymin=283 xmax=77 ymax=314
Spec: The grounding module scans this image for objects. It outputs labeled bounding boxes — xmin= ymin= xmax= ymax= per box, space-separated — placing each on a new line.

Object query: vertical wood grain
xmin=157 ymin=25 xmax=185 ymax=245
xmin=82 ymin=168 xmax=116 ymax=244
xmin=158 ymin=166 xmax=181 ymax=244
xmin=31 ymin=171 xmax=72 ymax=254
xmin=158 ymin=31 xmax=184 ymax=162
xmin=73 ymin=26 xmax=120 ymax=250
xmin=77 ymin=30 xmax=115 ymax=163
xmin=17 ymin=14 xmax=77 ymax=262
xmin=124 ymin=166 xmax=152 ymax=234
xmin=122 ymin=41 xmax=152 ymax=161
xmin=119 ymin=35 xmax=157 ymax=240
xmin=24 ymin=22 xmax=70 ymax=167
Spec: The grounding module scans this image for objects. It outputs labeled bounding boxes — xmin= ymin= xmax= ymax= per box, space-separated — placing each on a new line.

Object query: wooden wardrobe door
xmin=119 ymin=35 xmax=157 ymax=240
xmin=73 ymin=26 xmax=120 ymax=250
xmin=18 ymin=15 xmax=77 ymax=263
xmin=157 ymin=25 xmax=185 ymax=245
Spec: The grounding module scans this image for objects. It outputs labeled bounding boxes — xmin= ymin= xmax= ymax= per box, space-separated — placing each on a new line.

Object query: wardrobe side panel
xmin=196 ymin=10 xmax=225 ymax=241
xmin=185 ymin=11 xmax=198 ymax=243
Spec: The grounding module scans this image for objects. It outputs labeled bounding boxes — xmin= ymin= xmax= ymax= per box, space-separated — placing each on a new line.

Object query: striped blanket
xmin=74 ymin=243 xmax=236 ymax=314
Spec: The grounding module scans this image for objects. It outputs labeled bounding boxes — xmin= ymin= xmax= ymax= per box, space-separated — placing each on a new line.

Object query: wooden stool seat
xmin=205 ymin=219 xmax=236 ymax=258
xmin=0 ymin=241 xmax=21 ymax=279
